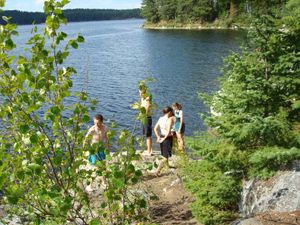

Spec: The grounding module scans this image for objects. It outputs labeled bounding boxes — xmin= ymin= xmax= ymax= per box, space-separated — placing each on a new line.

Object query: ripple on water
xmin=7 ymin=19 xmax=244 ymax=135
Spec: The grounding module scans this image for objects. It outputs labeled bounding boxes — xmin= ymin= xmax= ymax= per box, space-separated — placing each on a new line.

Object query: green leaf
xmin=82 ymin=114 xmax=90 ymax=122
xmin=61 ymin=0 xmax=70 ymax=7
xmin=2 ymin=16 xmax=10 ymax=22
xmin=20 ymin=124 xmax=30 ymax=134
xmin=68 ymin=40 xmax=78 ymax=49
xmin=30 ymin=134 xmax=39 ymax=144
xmin=89 ymin=219 xmax=100 ymax=225
xmin=140 ymin=107 xmax=146 ymax=114
xmin=53 ymin=155 xmax=62 ymax=166
xmin=292 ymin=100 xmax=300 ymax=109
xmin=0 ymin=174 xmax=7 ymax=189
xmin=138 ymin=199 xmax=147 ymax=208
xmin=77 ymin=35 xmax=84 ymax=43
xmin=130 ymin=102 xmax=140 ymax=110
xmin=5 ymin=39 xmax=15 ymax=50
xmin=50 ymin=106 xmax=61 ymax=115
xmin=0 ymin=0 xmax=5 ymax=7
xmin=135 ymin=169 xmax=142 ymax=177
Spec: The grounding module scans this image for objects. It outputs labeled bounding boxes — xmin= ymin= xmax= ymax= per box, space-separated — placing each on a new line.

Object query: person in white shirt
xmin=154 ymin=106 xmax=175 ymax=176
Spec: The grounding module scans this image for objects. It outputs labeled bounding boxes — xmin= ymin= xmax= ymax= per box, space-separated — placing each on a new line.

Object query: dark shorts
xmin=160 ymin=135 xmax=172 ymax=159
xmin=142 ymin=116 xmax=152 ymax=137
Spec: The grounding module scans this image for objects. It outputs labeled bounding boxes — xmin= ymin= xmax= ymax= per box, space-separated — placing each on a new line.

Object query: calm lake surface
xmin=14 ymin=19 xmax=244 ymax=135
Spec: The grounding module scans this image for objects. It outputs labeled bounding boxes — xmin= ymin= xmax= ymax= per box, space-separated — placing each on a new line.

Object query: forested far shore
xmin=0 ymin=8 xmax=142 ymax=25
xmin=141 ymin=0 xmax=288 ymax=27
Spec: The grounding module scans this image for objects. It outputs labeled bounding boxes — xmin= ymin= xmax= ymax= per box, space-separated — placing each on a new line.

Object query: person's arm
xmin=179 ymin=111 xmax=184 ymax=131
xmin=83 ymin=126 xmax=93 ymax=147
xmin=154 ymin=119 xmax=161 ymax=143
xmin=104 ymin=127 xmax=109 ymax=150
xmin=83 ymin=126 xmax=93 ymax=157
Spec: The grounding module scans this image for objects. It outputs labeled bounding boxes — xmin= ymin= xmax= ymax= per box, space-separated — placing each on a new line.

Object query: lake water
xmin=13 ymin=19 xmax=244 ymax=135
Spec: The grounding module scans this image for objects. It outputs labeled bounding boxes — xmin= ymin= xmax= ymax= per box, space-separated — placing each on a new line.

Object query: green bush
xmin=0 ymin=1 xmax=147 ymax=224
xmin=186 ymin=133 xmax=248 ymax=174
xmin=181 ymin=2 xmax=300 ymax=224
xmin=249 ymin=147 xmax=300 ymax=179
xmin=180 ymin=160 xmax=241 ymax=225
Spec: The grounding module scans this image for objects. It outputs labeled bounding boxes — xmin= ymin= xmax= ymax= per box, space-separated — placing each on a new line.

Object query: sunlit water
xmin=11 ymin=19 xmax=244 ymax=136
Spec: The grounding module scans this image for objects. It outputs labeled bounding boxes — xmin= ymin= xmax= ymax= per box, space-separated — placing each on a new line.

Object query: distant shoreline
xmin=15 ymin=18 xmax=144 ymax=28
xmin=142 ymin=21 xmax=245 ymax=31
xmin=0 ymin=9 xmax=142 ymax=25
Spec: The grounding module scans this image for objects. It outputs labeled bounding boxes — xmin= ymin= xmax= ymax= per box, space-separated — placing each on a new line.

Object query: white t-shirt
xmin=158 ymin=115 xmax=169 ymax=136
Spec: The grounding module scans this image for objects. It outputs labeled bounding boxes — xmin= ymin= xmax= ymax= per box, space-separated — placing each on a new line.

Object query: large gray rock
xmin=241 ymin=171 xmax=300 ymax=217
xmin=232 ymin=218 xmax=263 ymax=225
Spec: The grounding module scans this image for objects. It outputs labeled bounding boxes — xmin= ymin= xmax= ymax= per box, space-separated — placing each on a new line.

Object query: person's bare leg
xmin=155 ymin=157 xmax=168 ymax=176
xmin=147 ymin=137 xmax=153 ymax=155
xmin=177 ymin=133 xmax=185 ymax=152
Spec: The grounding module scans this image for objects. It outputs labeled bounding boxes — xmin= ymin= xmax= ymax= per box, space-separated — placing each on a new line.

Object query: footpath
xmin=138 ymin=150 xmax=200 ymax=225
xmin=0 ymin=150 xmax=200 ymax=225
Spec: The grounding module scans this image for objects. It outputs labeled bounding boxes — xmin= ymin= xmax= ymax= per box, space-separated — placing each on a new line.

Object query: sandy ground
xmin=138 ymin=151 xmax=201 ymax=225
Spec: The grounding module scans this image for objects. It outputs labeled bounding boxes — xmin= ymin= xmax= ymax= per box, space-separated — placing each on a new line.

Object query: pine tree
xmin=158 ymin=0 xmax=177 ymax=21
xmin=191 ymin=0 xmax=216 ymax=22
xmin=204 ymin=8 xmax=300 ymax=149
xmin=141 ymin=0 xmax=160 ymax=23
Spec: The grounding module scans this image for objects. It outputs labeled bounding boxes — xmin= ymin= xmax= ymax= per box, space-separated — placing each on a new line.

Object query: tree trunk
xmin=230 ymin=0 xmax=237 ymax=17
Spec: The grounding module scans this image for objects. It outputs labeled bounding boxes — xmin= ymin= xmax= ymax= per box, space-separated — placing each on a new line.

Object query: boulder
xmin=241 ymin=171 xmax=300 ymax=217
xmin=233 ymin=211 xmax=300 ymax=225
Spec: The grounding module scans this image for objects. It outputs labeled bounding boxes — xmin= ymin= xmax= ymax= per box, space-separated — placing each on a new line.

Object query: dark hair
xmin=172 ymin=102 xmax=182 ymax=110
xmin=162 ymin=106 xmax=173 ymax=115
xmin=169 ymin=110 xmax=174 ymax=117
xmin=94 ymin=114 xmax=103 ymax=122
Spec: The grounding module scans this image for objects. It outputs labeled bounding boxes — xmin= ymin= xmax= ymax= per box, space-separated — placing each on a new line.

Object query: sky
xmin=4 ymin=0 xmax=142 ymax=12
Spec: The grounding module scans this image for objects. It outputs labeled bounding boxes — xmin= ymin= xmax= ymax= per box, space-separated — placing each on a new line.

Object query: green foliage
xmin=187 ymin=133 xmax=248 ymax=173
xmin=180 ymin=159 xmax=241 ymax=225
xmin=0 ymin=1 xmax=146 ymax=224
xmin=141 ymin=0 xmax=160 ymax=23
xmin=158 ymin=0 xmax=177 ymax=21
xmin=178 ymin=134 xmax=247 ymax=224
xmin=141 ymin=0 xmax=287 ymax=25
xmin=182 ymin=3 xmax=300 ymax=225
xmin=202 ymin=10 xmax=300 ymax=149
xmin=249 ymin=147 xmax=300 ymax=179
xmin=94 ymin=130 xmax=147 ymax=224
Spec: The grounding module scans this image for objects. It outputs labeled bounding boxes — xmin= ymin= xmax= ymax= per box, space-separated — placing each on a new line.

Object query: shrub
xmin=180 ymin=160 xmax=241 ymax=225
xmin=0 ymin=1 xmax=146 ymax=224
xmin=186 ymin=133 xmax=248 ymax=174
xmin=249 ymin=146 xmax=300 ymax=179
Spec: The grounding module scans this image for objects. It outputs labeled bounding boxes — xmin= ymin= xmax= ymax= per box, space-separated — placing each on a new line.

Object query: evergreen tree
xmin=176 ymin=0 xmax=194 ymax=22
xmin=141 ymin=0 xmax=287 ymax=24
xmin=191 ymin=0 xmax=216 ymax=22
xmin=158 ymin=0 xmax=177 ymax=21
xmin=141 ymin=0 xmax=160 ymax=23
xmin=204 ymin=8 xmax=300 ymax=148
